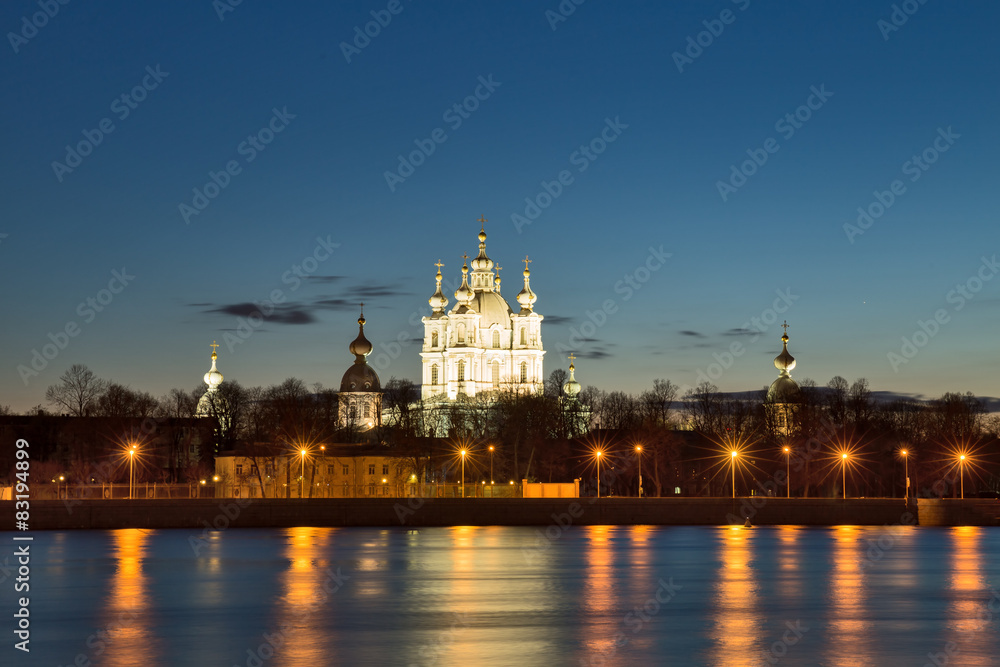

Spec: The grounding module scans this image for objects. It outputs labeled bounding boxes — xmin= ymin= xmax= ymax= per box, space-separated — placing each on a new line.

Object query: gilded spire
xmin=563 ymin=353 xmax=581 ymax=398
xmin=494 ymin=263 xmax=502 ymax=293
xmin=203 ymin=341 xmax=224 ymax=392
xmin=429 ymin=260 xmax=448 ymax=314
xmin=454 ymin=254 xmax=474 ymax=308
xmin=774 ymin=321 xmax=796 ymax=375
xmin=516 ymin=255 xmax=537 ymax=312
xmin=470 ymin=214 xmax=494 ymax=284
xmin=349 ymin=304 xmax=373 ymax=362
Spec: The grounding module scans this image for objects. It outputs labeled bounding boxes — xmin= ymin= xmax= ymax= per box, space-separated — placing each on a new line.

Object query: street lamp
xmin=901 ymin=449 xmax=909 ymax=505
xmin=730 ymin=450 xmax=738 ymax=499
xmin=488 ymin=445 xmax=495 ymax=485
xmin=58 ymin=475 xmax=65 ymax=500
xmin=841 ymin=453 xmax=849 ymax=500
xmin=635 ymin=445 xmax=643 ymax=497
xmin=300 ymin=449 xmax=307 ymax=499
xmin=959 ymin=454 xmax=966 ymax=499
xmin=129 ymin=446 xmax=137 ymax=500
xmin=595 ymin=450 xmax=604 ymax=499
xmin=783 ymin=447 xmax=790 ymax=498
xmin=460 ymin=449 xmax=467 ymax=498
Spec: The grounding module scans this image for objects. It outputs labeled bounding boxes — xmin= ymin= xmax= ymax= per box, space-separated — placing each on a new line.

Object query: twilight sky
xmin=2 ymin=0 xmax=999 ymax=412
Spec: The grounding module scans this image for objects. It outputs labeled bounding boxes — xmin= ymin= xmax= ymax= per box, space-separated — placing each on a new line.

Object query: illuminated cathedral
xmin=420 ymin=219 xmax=545 ymax=401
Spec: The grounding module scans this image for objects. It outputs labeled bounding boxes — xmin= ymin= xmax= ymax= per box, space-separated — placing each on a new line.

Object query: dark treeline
xmin=4 ymin=365 xmax=999 ymax=498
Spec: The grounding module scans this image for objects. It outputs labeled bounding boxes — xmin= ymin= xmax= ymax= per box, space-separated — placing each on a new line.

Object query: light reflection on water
xmin=17 ymin=525 xmax=1000 ymax=666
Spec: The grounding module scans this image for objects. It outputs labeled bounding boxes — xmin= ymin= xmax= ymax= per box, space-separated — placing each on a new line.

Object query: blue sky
xmin=2 ymin=0 xmax=998 ymax=411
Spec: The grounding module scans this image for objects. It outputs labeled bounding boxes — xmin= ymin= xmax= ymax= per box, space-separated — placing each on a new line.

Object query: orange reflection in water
xmin=708 ymin=526 xmax=760 ymax=665
xmin=825 ymin=526 xmax=872 ymax=666
xmin=776 ymin=525 xmax=802 ymax=601
xmin=947 ymin=526 xmax=992 ymax=665
xmin=579 ymin=525 xmax=618 ymax=657
xmin=100 ymin=529 xmax=155 ymax=667
xmin=276 ymin=526 xmax=335 ymax=664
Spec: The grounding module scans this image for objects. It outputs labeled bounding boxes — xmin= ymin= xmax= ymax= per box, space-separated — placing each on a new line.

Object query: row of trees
xmin=4 ymin=365 xmax=998 ymax=497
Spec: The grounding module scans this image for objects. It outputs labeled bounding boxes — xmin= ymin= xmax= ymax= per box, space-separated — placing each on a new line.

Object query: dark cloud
xmin=204 ymin=303 xmax=316 ymax=325
xmin=544 ymin=315 xmax=573 ymax=325
xmin=679 ymin=330 xmax=706 ymax=338
xmin=303 ymin=275 xmax=345 ymax=284
xmin=723 ymin=328 xmax=755 ymax=336
xmin=576 ymin=348 xmax=612 ymax=359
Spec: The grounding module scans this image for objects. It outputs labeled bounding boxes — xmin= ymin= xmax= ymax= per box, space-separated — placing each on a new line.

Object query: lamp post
xmin=129 ymin=446 xmax=136 ymax=500
xmin=488 ymin=445 xmax=494 ymax=485
xmin=595 ymin=450 xmax=603 ymax=499
xmin=730 ymin=450 xmax=738 ymax=499
xmin=58 ymin=475 xmax=65 ymax=500
xmin=959 ymin=454 xmax=966 ymax=499
xmin=783 ymin=447 xmax=790 ymax=498
xmin=300 ymin=449 xmax=307 ymax=499
xmin=841 ymin=453 xmax=849 ymax=500
xmin=460 ymin=449 xmax=467 ymax=498
xmin=901 ymin=449 xmax=909 ymax=505
xmin=635 ymin=445 xmax=643 ymax=497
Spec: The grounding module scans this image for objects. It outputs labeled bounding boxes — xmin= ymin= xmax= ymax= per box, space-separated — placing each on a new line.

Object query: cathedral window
xmin=431 ymin=365 xmax=439 ymax=385
xmin=520 ymin=362 xmax=528 ymax=383
xmin=492 ymin=330 xmax=500 ymax=348
xmin=520 ymin=328 xmax=526 ymax=346
xmin=364 ymin=403 xmax=371 ymax=418
xmin=349 ymin=405 xmax=357 ymax=419
xmin=458 ymin=360 xmax=465 ymax=382
xmin=458 ymin=324 xmax=466 ymax=343
xmin=492 ymin=361 xmax=500 ymax=388
xmin=432 ymin=331 xmax=438 ymax=347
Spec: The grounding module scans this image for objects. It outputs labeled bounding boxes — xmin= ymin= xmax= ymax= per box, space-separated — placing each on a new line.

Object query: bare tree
xmin=45 ymin=364 xmax=107 ymax=416
xmin=545 ymin=369 xmax=568 ymax=398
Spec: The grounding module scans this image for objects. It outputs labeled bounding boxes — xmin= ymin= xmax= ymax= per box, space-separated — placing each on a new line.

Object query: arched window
xmin=520 ymin=328 xmax=526 ymax=346
xmin=458 ymin=324 xmax=465 ymax=343
xmin=349 ymin=404 xmax=357 ymax=419
xmin=492 ymin=360 xmax=500 ymax=388
xmin=431 ymin=331 xmax=438 ymax=347
xmin=520 ymin=362 xmax=528 ymax=383
xmin=363 ymin=403 xmax=371 ymax=418
xmin=431 ymin=364 xmax=439 ymax=385
xmin=492 ymin=330 xmax=500 ymax=349
xmin=458 ymin=360 xmax=465 ymax=382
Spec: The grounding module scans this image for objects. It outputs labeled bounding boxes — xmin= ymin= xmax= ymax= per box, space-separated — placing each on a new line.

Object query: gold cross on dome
xmin=434 ymin=259 xmax=444 ymax=271
xmin=568 ymin=353 xmax=576 ymax=363
xmin=478 ymin=214 xmax=488 ymax=226
xmin=210 ymin=340 xmax=219 ymax=354
xmin=782 ymin=320 xmax=789 ymax=334
xmin=523 ymin=255 xmax=532 ymax=270
xmin=495 ymin=264 xmax=502 ymax=276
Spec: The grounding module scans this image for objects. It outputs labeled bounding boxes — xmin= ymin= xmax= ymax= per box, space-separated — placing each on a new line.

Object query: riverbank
xmin=4 ymin=497 xmax=998 ymax=530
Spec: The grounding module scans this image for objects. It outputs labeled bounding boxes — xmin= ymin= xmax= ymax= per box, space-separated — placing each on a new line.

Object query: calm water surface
xmin=14 ymin=525 xmax=1000 ymax=666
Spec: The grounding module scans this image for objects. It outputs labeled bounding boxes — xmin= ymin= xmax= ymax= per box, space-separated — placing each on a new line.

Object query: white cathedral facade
xmin=420 ymin=223 xmax=545 ymax=401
